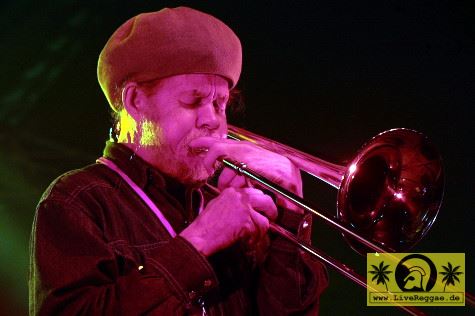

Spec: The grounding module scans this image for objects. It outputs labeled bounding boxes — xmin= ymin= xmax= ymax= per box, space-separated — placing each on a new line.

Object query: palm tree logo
xmin=369 ymin=261 xmax=393 ymax=292
xmin=440 ymin=262 xmax=463 ymax=292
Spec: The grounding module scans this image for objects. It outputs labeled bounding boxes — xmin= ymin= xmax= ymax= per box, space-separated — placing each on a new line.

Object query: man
xmin=29 ymin=7 xmax=328 ymax=315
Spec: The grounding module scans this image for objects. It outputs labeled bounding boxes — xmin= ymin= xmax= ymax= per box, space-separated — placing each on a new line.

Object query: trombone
xmin=217 ymin=124 xmax=474 ymax=315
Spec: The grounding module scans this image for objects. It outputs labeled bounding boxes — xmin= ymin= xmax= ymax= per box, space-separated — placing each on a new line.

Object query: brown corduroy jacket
xmin=29 ymin=142 xmax=328 ymax=315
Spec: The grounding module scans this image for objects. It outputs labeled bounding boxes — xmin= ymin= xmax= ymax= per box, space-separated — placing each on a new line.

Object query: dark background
xmin=1 ymin=1 xmax=473 ymax=315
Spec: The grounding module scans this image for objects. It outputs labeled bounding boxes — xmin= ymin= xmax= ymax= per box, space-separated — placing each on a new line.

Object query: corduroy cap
xmin=98 ymin=7 xmax=242 ymax=112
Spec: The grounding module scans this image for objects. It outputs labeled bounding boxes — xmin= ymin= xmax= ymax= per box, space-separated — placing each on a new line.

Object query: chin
xmin=152 ymin=146 xmax=216 ymax=185
xmin=172 ymin=162 xmax=215 ymax=185
xmin=179 ymin=170 xmax=213 ymax=185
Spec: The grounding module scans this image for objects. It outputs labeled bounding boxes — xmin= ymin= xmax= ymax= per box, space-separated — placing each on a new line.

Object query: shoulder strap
xmin=96 ymin=157 xmax=177 ymax=237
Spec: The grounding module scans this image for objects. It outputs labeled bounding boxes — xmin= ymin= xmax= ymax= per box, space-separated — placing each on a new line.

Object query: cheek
xmin=159 ymin=110 xmax=197 ymax=145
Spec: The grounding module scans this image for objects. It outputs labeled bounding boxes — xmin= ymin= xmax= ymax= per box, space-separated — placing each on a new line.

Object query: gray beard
xmin=151 ymin=137 xmax=217 ymax=185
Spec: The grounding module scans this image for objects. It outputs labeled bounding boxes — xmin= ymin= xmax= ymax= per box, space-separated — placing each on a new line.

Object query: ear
xmin=122 ymin=82 xmax=146 ymax=119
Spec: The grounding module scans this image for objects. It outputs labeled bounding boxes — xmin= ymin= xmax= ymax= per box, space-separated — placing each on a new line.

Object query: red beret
xmin=97 ymin=6 xmax=242 ymax=112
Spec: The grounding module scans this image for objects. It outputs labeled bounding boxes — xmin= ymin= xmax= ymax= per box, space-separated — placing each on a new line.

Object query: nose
xmin=196 ymin=101 xmax=220 ymax=130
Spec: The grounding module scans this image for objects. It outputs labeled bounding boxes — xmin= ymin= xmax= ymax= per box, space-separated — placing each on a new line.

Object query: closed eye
xmin=179 ymin=97 xmax=201 ymax=107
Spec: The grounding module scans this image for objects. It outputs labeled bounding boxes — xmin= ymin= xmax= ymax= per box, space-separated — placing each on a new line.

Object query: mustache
xmin=182 ymin=132 xmax=225 ymax=154
xmin=185 ymin=131 xmax=225 ymax=144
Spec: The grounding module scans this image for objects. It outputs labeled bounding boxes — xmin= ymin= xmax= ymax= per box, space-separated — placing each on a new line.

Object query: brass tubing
xmin=221 ymin=158 xmax=388 ymax=253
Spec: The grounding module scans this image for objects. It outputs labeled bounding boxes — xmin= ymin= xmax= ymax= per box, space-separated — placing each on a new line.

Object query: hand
xmin=180 ymin=187 xmax=277 ymax=257
xmin=189 ymin=137 xmax=304 ymax=213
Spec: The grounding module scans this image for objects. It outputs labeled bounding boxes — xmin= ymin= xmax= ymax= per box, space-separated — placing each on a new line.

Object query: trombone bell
xmin=227 ymin=125 xmax=444 ymax=255
xmin=337 ymin=128 xmax=444 ymax=254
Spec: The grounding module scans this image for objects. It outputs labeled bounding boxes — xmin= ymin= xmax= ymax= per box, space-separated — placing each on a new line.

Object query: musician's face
xmin=137 ymin=74 xmax=229 ymax=184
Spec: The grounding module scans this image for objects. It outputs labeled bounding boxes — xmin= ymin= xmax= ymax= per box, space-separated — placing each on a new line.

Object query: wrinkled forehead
xmin=157 ymin=74 xmax=230 ymax=98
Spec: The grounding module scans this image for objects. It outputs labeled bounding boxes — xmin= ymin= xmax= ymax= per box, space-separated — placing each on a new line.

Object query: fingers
xmin=189 ymin=137 xmax=255 ymax=173
xmin=181 ymin=187 xmax=276 ymax=256
xmin=217 ymin=187 xmax=277 ymax=223
xmin=248 ymin=210 xmax=270 ymax=242
xmin=242 ymin=188 xmax=278 ymax=222
xmin=190 ymin=136 xmax=303 ymax=199
xmin=218 ymin=168 xmax=247 ymax=189
xmin=189 ymin=137 xmax=231 ymax=172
